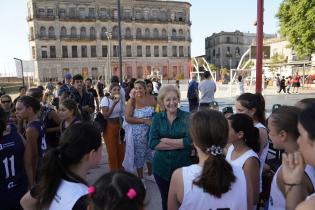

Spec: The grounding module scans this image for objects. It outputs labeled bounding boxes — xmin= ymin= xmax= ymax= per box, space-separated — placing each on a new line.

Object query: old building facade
xmin=205 ymin=30 xmax=275 ymax=69
xmin=27 ymin=0 xmax=191 ymax=83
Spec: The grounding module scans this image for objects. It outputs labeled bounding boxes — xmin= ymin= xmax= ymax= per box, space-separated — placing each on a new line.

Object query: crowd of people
xmin=1 ymin=71 xmax=315 ymax=210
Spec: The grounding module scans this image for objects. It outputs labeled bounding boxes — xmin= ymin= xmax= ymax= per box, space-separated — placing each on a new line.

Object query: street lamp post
xmin=256 ymin=0 xmax=264 ymax=93
xmin=105 ymin=32 xmax=112 ymax=85
xmin=14 ymin=58 xmax=25 ymax=87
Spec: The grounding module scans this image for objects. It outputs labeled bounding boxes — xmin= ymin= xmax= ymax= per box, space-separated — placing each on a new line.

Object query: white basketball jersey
xmin=48 ymin=179 xmax=88 ymax=210
xmin=226 ymin=145 xmax=259 ymax=168
xmin=179 ymin=164 xmax=247 ymax=210
xmin=269 ymin=165 xmax=315 ymax=210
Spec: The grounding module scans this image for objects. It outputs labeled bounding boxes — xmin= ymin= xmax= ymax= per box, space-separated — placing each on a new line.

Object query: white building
xmin=27 ymin=0 xmax=192 ymax=83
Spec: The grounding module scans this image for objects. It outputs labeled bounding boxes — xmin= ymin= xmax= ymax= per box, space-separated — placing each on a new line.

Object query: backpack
xmin=187 ymin=81 xmax=198 ymax=100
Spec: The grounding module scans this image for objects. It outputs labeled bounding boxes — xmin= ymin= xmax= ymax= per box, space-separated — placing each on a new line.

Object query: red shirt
xmin=293 ymin=75 xmax=301 ymax=83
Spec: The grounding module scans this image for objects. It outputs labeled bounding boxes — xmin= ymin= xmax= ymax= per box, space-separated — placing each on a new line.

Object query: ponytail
xmin=193 ymin=155 xmax=236 ymax=198
xmin=190 ymin=110 xmax=236 ymax=198
xmin=228 ymin=113 xmax=260 ymax=153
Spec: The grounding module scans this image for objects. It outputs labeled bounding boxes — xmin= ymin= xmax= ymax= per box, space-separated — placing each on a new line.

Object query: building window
xmin=179 ymin=29 xmax=183 ymax=36
xmin=112 ymin=26 xmax=118 ymax=38
xmin=172 ymin=29 xmax=177 ymax=37
xmin=69 ymin=7 xmax=76 ymax=17
xmin=124 ymin=9 xmax=132 ymax=19
xmin=100 ymin=8 xmax=108 ymax=18
xmin=89 ymin=8 xmax=95 ymax=18
xmin=153 ymin=28 xmax=159 ymax=38
xmin=162 ymin=29 xmax=167 ymax=39
xmin=154 ymin=46 xmax=159 ymax=57
xmin=172 ymin=46 xmax=177 ymax=57
xmin=188 ymin=46 xmax=191 ymax=57
xmin=102 ymin=46 xmax=108 ymax=57
xmin=62 ymin=46 xmax=68 ymax=58
xmin=125 ymin=28 xmax=132 ymax=38
xmin=90 ymin=27 xmax=96 ymax=39
xmin=32 ymin=46 xmax=36 ymax=59
xmin=137 ymin=46 xmax=142 ymax=57
xmin=91 ymin=45 xmax=97 ymax=57
xmin=235 ymin=47 xmax=240 ymax=56
xmin=47 ymin=9 xmax=54 ymax=16
xmin=213 ymin=49 xmax=215 ymax=57
xmin=50 ymin=46 xmax=56 ymax=58
xmin=79 ymin=8 xmax=85 ymax=18
xmin=60 ymin=27 xmax=67 ymax=37
xmin=82 ymin=46 xmax=87 ymax=57
xmin=179 ymin=46 xmax=184 ymax=57
xmin=59 ymin=9 xmax=66 ymax=17
xmin=80 ymin=27 xmax=86 ymax=38
xmin=145 ymin=28 xmax=150 ymax=38
xmin=40 ymin=26 xmax=46 ymax=36
xmin=146 ymin=46 xmax=151 ymax=57
xmin=42 ymin=50 xmax=47 ymax=58
xmin=72 ymin=46 xmax=78 ymax=58
xmin=101 ymin=27 xmax=107 ymax=39
xmin=113 ymin=9 xmax=118 ymax=19
xmin=91 ymin=67 xmax=98 ymax=80
xmin=71 ymin=27 xmax=77 ymax=38
xmin=113 ymin=45 xmax=118 ymax=57
xmin=48 ymin=27 xmax=55 ymax=38
xmin=136 ymin=28 xmax=142 ymax=39
xmin=162 ymin=46 xmax=167 ymax=57
xmin=226 ymin=36 xmax=231 ymax=43
xmin=126 ymin=45 xmax=132 ymax=57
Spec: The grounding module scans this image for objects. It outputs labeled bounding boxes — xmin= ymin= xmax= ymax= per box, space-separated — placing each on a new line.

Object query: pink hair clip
xmin=126 ymin=188 xmax=137 ymax=199
xmin=88 ymin=186 xmax=95 ymax=195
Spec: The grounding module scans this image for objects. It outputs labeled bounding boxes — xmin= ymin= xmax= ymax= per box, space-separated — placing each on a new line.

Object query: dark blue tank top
xmin=0 ymin=124 xmax=28 ymax=193
xmin=26 ymin=120 xmax=47 ymax=159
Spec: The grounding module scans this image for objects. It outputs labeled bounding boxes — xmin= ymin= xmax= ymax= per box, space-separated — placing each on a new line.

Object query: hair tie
xmin=88 ymin=186 xmax=95 ymax=195
xmin=126 ymin=188 xmax=137 ymax=200
xmin=206 ymin=145 xmax=223 ymax=156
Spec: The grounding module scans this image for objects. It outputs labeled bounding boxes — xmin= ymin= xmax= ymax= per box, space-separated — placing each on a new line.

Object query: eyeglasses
xmin=1 ymin=100 xmax=11 ymax=104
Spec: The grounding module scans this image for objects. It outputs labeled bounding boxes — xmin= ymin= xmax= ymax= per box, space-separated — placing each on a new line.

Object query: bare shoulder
xmin=296 ymin=196 xmax=315 ymax=210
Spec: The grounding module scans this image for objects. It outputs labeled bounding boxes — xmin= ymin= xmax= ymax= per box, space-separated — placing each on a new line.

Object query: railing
xmin=36 ymin=35 xmax=57 ymax=40
xmin=60 ymin=35 xmax=96 ymax=41
xmin=171 ymin=36 xmax=186 ymax=41
xmin=35 ymin=15 xmax=55 ymax=20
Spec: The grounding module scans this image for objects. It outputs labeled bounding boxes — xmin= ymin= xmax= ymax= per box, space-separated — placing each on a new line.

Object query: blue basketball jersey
xmin=26 ymin=120 xmax=47 ymax=159
xmin=0 ymin=124 xmax=28 ymax=193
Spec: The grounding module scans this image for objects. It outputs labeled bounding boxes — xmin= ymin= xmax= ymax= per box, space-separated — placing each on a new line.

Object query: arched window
xmin=235 ymin=47 xmax=240 ymax=56
xmin=60 ymin=26 xmax=67 ymax=37
xmin=213 ymin=49 xmax=215 ymax=57
xmin=112 ymin=26 xmax=118 ymax=38
xmin=90 ymin=27 xmax=96 ymax=39
xmin=136 ymin=28 xmax=142 ymax=38
xmin=80 ymin=27 xmax=86 ymax=38
xmin=40 ymin=26 xmax=46 ymax=36
xmin=48 ymin=26 xmax=55 ymax=38
xmin=178 ymin=29 xmax=183 ymax=36
xmin=145 ymin=28 xmax=150 ymax=37
xmin=153 ymin=28 xmax=159 ymax=38
xmin=70 ymin=27 xmax=77 ymax=37
xmin=172 ymin=29 xmax=177 ymax=37
xmin=125 ymin=27 xmax=131 ymax=38
xmin=101 ymin=27 xmax=107 ymax=38
xmin=162 ymin=29 xmax=167 ymax=38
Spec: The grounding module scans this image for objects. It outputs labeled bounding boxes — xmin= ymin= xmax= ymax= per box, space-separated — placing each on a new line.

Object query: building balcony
xmin=35 ymin=15 xmax=56 ymax=21
xmin=59 ymin=15 xmax=96 ymax=22
xmin=171 ymin=36 xmax=186 ymax=41
xmin=36 ymin=35 xmax=57 ymax=40
xmin=28 ymin=35 xmax=35 ymax=41
xmin=60 ymin=35 xmax=96 ymax=41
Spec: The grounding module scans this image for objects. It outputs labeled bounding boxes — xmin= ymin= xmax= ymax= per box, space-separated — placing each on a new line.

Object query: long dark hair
xmin=237 ymin=93 xmax=266 ymax=125
xmin=0 ymin=107 xmax=6 ymax=138
xmin=190 ymin=110 xmax=235 ymax=198
xmin=299 ymin=104 xmax=315 ymax=140
xmin=228 ymin=113 xmax=260 ymax=153
xmin=90 ymin=171 xmax=146 ymax=210
xmin=34 ymin=123 xmax=102 ymax=210
xmin=18 ymin=96 xmax=41 ymax=113
xmin=269 ymin=106 xmax=301 ymax=140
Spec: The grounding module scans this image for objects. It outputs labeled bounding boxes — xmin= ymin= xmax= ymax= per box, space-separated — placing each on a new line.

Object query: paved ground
xmin=86 ymin=84 xmax=315 ymax=210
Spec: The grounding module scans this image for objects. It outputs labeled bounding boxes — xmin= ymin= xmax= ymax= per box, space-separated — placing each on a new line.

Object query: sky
xmin=0 ymin=0 xmax=283 ymax=76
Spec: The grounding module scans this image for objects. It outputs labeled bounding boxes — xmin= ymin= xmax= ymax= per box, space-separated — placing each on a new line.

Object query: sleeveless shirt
xmin=179 ymin=164 xmax=247 ymax=210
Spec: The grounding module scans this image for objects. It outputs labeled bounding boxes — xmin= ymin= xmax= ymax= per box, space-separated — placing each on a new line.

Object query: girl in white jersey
xmin=226 ymin=113 xmax=260 ymax=209
xmin=20 ymin=123 xmax=102 ymax=210
xmin=281 ymin=105 xmax=315 ymax=210
xmin=236 ymin=93 xmax=269 ymax=193
xmin=267 ymin=106 xmax=315 ymax=210
xmin=168 ymin=110 xmax=247 ymax=210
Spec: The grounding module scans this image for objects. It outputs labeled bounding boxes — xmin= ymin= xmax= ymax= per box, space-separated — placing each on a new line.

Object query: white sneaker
xmin=144 ymin=174 xmax=155 ymax=182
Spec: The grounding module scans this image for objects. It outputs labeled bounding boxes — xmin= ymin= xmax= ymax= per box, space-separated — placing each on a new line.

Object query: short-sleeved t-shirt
xmin=100 ymin=97 xmax=122 ymax=118
xmin=198 ymin=79 xmax=216 ymax=103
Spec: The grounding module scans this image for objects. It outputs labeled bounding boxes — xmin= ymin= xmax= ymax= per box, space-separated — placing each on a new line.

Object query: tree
xmin=276 ymin=0 xmax=315 ymax=57
xmin=268 ymin=53 xmax=286 ymax=77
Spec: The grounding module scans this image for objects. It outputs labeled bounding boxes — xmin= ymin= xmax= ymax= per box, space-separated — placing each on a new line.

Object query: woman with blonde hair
xmin=149 ymin=85 xmax=192 ymax=210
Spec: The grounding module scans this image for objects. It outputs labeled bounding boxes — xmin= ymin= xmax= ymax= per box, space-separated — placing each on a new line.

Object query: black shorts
xmin=292 ymin=82 xmax=300 ymax=87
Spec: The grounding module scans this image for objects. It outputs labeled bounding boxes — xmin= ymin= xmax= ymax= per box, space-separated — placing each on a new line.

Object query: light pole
xmin=105 ymin=32 xmax=112 ymax=85
xmin=14 ymin=58 xmax=25 ymax=87
xmin=256 ymin=0 xmax=264 ymax=93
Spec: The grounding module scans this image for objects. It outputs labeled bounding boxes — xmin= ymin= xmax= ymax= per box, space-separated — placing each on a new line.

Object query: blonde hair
xmin=157 ymin=85 xmax=180 ymax=104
